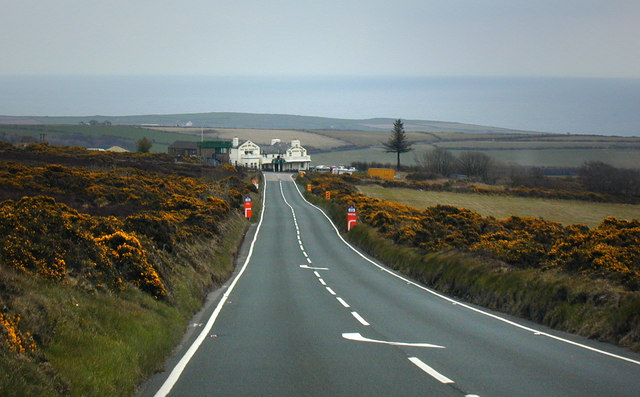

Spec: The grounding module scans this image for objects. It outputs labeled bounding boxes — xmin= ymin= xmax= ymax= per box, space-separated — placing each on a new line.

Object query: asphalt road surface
xmin=146 ymin=172 xmax=640 ymax=396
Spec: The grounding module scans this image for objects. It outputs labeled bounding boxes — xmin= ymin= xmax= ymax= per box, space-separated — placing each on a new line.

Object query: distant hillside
xmin=0 ymin=112 xmax=535 ymax=134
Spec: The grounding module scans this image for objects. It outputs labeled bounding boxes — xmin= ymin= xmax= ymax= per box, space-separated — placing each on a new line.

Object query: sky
xmin=2 ymin=0 xmax=640 ymax=78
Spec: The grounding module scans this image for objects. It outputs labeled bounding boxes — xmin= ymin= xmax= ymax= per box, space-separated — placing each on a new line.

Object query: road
xmin=146 ymin=172 xmax=640 ymax=396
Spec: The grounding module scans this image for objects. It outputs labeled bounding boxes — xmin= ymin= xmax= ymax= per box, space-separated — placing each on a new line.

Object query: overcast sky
xmin=2 ymin=0 xmax=640 ymax=78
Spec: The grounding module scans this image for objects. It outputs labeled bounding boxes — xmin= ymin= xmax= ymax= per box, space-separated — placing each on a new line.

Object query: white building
xmin=261 ymin=139 xmax=311 ymax=171
xmin=229 ymin=138 xmax=262 ymax=169
xmin=229 ymin=137 xmax=311 ymax=171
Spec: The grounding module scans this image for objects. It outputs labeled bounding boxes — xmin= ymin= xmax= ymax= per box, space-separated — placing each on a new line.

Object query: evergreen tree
xmin=382 ymin=119 xmax=412 ymax=170
xmin=136 ymin=137 xmax=152 ymax=153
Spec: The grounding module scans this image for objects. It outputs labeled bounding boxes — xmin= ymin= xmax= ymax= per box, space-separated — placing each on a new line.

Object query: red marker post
xmin=347 ymin=205 xmax=357 ymax=231
xmin=244 ymin=196 xmax=252 ymax=219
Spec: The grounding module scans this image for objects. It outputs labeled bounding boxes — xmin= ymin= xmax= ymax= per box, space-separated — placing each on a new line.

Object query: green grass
xmin=357 ymin=185 xmax=640 ymax=227
xmin=312 ymin=146 xmax=418 ymax=167
xmin=468 ymin=148 xmax=640 ymax=168
xmin=312 ymin=142 xmax=640 ymax=169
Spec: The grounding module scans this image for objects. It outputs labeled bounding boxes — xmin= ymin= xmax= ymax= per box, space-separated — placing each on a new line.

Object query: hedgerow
xmin=368 ymin=177 xmax=634 ymax=203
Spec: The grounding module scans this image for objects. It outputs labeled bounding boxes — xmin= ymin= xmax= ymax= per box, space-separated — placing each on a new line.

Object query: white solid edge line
xmin=154 ymin=175 xmax=268 ymax=397
xmin=289 ymin=175 xmax=640 ymax=367
xmin=408 ymin=357 xmax=454 ymax=384
xmin=351 ymin=311 xmax=370 ymax=326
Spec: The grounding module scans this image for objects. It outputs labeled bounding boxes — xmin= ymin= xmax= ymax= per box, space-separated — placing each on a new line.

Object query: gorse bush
xmin=0 ymin=313 xmax=37 ymax=355
xmin=302 ymin=173 xmax=640 ymax=289
xmin=0 ymin=156 xmax=256 ymax=297
xmin=0 ymin=196 xmax=167 ymax=298
xmin=95 ymin=231 xmax=166 ymax=298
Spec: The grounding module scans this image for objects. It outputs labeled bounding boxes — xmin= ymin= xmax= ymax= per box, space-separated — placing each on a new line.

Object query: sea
xmin=1 ymin=75 xmax=639 ymax=136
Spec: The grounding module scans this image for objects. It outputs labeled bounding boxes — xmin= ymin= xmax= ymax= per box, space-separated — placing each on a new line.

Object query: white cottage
xmin=229 ymin=138 xmax=261 ymax=169
xmin=261 ymin=139 xmax=311 ymax=171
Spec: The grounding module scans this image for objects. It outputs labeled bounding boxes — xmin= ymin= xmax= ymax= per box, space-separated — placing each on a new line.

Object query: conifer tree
xmin=382 ymin=119 xmax=412 ymax=170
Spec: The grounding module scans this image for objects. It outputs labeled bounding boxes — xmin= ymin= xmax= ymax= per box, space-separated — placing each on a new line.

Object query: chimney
xmin=271 ymin=138 xmax=281 ymax=145
xmin=232 ymin=137 xmax=239 ymax=147
xmin=291 ymin=139 xmax=300 ymax=147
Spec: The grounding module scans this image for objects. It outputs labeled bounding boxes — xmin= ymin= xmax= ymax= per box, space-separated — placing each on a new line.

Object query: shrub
xmin=95 ymin=232 xmax=166 ymax=298
xmin=0 ymin=313 xmax=37 ymax=355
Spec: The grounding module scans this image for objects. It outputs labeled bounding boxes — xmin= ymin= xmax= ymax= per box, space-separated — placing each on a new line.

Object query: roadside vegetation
xmin=0 ymin=142 xmax=260 ymax=396
xmin=298 ymin=173 xmax=640 ymax=352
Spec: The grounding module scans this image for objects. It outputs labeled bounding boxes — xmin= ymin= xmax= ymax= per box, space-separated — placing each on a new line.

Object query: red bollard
xmin=244 ymin=196 xmax=252 ymax=219
xmin=347 ymin=205 xmax=357 ymax=231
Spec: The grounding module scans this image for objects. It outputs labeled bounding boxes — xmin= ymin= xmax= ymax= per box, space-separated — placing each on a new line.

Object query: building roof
xmin=199 ymin=140 xmax=233 ymax=149
xmin=261 ymin=142 xmax=291 ymax=154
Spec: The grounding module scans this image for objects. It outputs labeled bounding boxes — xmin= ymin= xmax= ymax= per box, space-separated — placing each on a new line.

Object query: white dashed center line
xmin=351 ymin=311 xmax=370 ymax=326
xmin=408 ymin=357 xmax=454 ymax=384
xmin=336 ymin=297 xmax=350 ymax=308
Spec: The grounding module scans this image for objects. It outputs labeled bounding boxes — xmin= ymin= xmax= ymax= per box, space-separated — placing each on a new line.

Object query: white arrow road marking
xmin=342 ymin=333 xmax=445 ymax=349
xmin=408 ymin=357 xmax=454 ymax=384
xmin=300 ymin=265 xmax=329 ymax=270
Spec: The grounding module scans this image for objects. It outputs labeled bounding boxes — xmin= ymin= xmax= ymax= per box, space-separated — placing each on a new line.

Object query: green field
xmin=357 ymin=185 xmax=640 ymax=227
xmin=0 ymin=124 xmax=200 ymax=153
xmin=313 ymin=144 xmax=640 ymax=169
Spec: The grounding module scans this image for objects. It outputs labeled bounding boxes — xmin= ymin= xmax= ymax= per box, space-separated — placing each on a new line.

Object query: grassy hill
xmin=0 ymin=112 xmax=536 ymax=133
